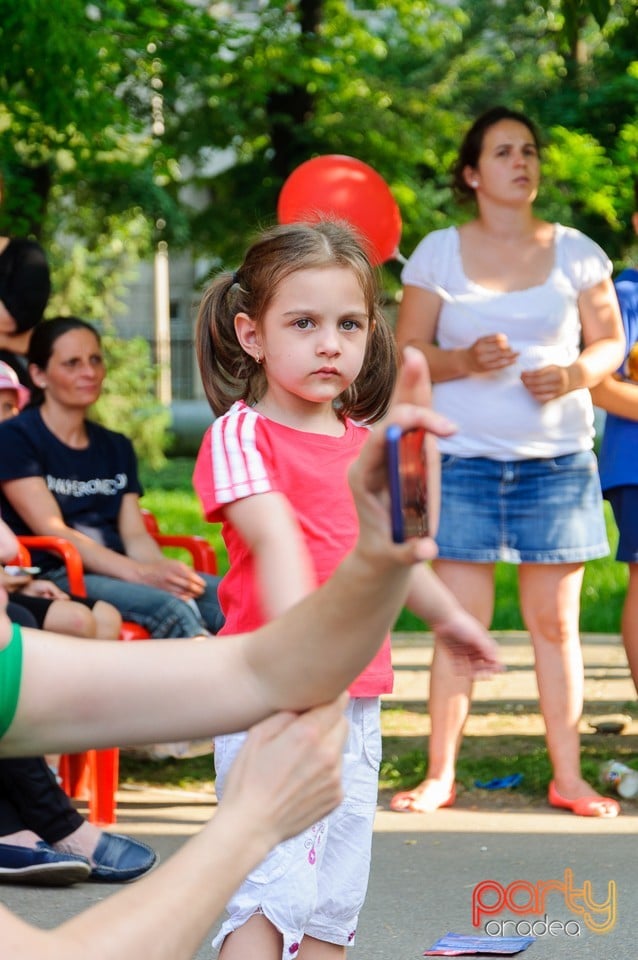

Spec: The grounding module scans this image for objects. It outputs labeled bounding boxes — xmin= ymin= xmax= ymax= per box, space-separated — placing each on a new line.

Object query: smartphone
xmin=3 ymin=565 xmax=41 ymax=576
xmin=386 ymin=424 xmax=428 ymax=543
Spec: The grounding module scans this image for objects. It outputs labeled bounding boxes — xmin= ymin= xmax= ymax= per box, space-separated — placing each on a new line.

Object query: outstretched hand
xmin=434 ymin=607 xmax=503 ymax=679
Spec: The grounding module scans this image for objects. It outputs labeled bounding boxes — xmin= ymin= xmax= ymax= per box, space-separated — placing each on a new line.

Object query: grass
xmin=377 ymin=707 xmax=638 ymax=798
xmin=120 ymin=722 xmax=638 ymax=805
xmin=139 ymin=456 xmax=627 ymax=634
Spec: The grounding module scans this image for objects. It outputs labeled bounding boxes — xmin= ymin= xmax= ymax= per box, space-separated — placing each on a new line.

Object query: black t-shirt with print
xmin=0 ymin=406 xmax=143 ymax=573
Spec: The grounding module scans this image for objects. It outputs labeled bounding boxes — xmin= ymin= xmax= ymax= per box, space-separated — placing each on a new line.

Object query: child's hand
xmin=0 ymin=568 xmax=30 ymax=592
xmin=434 ymin=607 xmax=503 ymax=678
xmin=21 ymin=579 xmax=69 ymax=600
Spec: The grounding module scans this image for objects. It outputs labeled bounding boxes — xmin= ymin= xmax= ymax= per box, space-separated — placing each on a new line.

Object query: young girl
xmin=193 ymin=220 xmax=494 ymax=959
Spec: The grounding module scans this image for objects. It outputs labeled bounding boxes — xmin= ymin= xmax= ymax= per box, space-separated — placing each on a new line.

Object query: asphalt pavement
xmin=2 ymin=631 xmax=637 ymax=959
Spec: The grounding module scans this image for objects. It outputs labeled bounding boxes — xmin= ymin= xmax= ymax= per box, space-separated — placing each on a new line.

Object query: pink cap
xmin=0 ymin=360 xmax=30 ymax=410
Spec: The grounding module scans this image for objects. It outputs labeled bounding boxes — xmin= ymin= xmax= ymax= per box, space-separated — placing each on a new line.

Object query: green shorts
xmin=0 ymin=622 xmax=23 ymax=739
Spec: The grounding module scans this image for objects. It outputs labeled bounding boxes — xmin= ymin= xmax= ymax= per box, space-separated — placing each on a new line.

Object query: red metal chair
xmin=141 ymin=509 xmax=218 ymax=574
xmin=15 ymin=536 xmax=131 ymax=825
xmin=15 ymin=519 xmax=217 ymax=824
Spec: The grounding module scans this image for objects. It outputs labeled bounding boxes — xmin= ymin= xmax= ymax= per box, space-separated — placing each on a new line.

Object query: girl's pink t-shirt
xmin=193 ymin=401 xmax=393 ymax=697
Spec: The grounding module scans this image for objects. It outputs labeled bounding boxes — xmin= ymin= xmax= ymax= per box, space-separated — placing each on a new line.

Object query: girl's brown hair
xmin=196 ymin=219 xmax=397 ymax=423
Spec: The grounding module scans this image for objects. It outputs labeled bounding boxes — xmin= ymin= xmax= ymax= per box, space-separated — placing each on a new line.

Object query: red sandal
xmin=548 ymin=780 xmax=620 ymax=818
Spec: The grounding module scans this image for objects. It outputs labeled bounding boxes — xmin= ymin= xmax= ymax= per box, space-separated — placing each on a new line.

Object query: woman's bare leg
xmin=519 ymin=563 xmax=613 ymax=806
xmin=620 ymin=564 xmax=638 ymax=695
xmin=392 ymin=561 xmax=495 ymax=812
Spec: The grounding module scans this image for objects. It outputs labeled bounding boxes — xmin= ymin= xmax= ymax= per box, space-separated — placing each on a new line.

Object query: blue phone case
xmin=386 ymin=424 xmax=405 ymax=543
xmin=386 ymin=424 xmax=428 ymax=543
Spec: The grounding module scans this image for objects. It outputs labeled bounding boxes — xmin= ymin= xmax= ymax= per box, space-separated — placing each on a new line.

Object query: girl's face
xmin=236 ymin=266 xmax=372 ymax=415
xmin=466 ymin=119 xmax=540 ymax=206
xmin=30 ymin=328 xmax=105 ymax=410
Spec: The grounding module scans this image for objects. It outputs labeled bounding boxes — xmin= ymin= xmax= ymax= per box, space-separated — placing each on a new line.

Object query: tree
xmin=1 ymin=0 xmax=636 ymax=306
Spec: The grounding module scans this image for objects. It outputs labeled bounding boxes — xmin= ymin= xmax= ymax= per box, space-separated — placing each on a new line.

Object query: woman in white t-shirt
xmin=393 ymin=106 xmax=625 ymax=818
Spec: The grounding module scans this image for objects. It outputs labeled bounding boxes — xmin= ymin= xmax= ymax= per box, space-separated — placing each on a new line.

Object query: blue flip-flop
xmin=474 ymin=773 xmax=523 ymax=790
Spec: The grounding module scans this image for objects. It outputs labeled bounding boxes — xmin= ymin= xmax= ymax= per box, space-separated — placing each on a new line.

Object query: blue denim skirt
xmin=436 ymin=451 xmax=609 ymax=564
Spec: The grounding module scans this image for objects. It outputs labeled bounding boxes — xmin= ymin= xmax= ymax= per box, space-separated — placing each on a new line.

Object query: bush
xmin=94 ymin=334 xmax=172 ymax=469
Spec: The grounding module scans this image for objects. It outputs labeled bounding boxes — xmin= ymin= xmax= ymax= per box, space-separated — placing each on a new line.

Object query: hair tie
xmin=231 ymin=271 xmax=239 ymax=285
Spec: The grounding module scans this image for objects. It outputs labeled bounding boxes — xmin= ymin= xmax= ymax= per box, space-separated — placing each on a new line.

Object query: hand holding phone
xmin=386 ymin=425 xmax=428 ymax=543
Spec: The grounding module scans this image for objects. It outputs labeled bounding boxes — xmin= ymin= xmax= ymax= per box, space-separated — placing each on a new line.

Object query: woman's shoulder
xmin=207 ymin=401 xmax=266 ymax=448
xmin=408 ymin=225 xmax=457 ymax=255
xmin=554 ymin=222 xmax=607 ymax=257
xmin=402 ymin=226 xmax=458 ymax=285
xmin=553 ymin=223 xmax=612 ymax=288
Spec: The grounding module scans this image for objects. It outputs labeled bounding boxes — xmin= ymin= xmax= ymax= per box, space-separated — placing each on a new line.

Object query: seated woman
xmin=0 ymin=359 xmax=121 ymax=641
xmin=0 ymin=316 xmax=223 ymax=638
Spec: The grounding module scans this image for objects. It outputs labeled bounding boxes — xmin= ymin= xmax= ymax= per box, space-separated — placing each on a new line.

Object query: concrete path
xmin=2 ymin=632 xmax=637 ymax=959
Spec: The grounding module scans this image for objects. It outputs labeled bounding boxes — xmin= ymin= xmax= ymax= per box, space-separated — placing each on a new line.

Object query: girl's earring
xmin=255 ymin=352 xmax=263 ymax=365
xmin=471 ymin=180 xmax=479 ymax=188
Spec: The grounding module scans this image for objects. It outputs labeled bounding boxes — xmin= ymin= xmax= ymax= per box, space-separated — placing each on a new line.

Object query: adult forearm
xmin=400 ymin=339 xmax=470 ymax=383
xmin=252 ymin=546 xmax=414 ymax=709
xmin=44 ymin=809 xmax=271 ymax=960
xmin=19 ymin=514 xmax=140 ymax=582
xmin=590 ymin=376 xmax=638 ymax=421
xmin=569 ymin=338 xmax=627 ymax=390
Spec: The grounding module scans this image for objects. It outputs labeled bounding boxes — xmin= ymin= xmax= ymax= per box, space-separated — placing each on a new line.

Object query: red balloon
xmin=277 ymin=154 xmax=402 ymax=266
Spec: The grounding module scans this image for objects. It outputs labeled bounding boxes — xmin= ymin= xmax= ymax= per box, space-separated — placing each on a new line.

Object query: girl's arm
xmin=223 ymin=491 xmax=316 ymax=621
xmin=404 ymin=563 xmax=500 ymax=677
xmin=0 ymin=699 xmax=348 ymax=960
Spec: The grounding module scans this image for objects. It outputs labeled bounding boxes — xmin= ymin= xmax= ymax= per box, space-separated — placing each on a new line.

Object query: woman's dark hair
xmin=196 ymin=219 xmax=397 ymax=424
xmin=27 ymin=316 xmax=101 ymax=406
xmin=451 ymin=106 xmax=542 ymax=203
